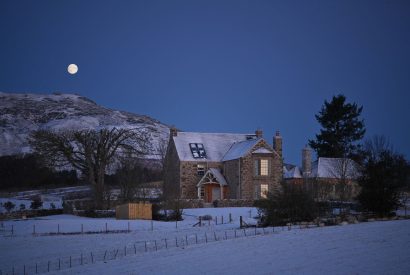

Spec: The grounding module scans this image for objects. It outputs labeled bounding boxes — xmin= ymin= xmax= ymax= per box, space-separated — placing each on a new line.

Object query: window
xmin=260 ymin=184 xmax=268 ymax=199
xmin=254 ymin=159 xmax=270 ymax=176
xmin=190 ymin=143 xmax=206 ymax=158
xmin=200 ymin=186 xmax=205 ymax=199
xmin=260 ymin=160 xmax=269 ymax=176
xmin=197 ymin=164 xmax=205 ymax=176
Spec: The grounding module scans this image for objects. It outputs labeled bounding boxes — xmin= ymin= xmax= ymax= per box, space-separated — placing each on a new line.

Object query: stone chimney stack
xmin=273 ymin=131 xmax=282 ymax=158
xmin=255 ymin=129 xmax=263 ymax=138
xmin=170 ymin=127 xmax=178 ymax=137
xmin=302 ymin=145 xmax=312 ymax=176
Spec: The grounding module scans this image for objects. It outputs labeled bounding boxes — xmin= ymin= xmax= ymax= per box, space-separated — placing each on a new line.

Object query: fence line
xmin=1 ymin=224 xmax=283 ymax=275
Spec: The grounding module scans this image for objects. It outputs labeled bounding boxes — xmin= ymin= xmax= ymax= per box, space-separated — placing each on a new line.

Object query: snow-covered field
xmin=1 ymin=208 xmax=410 ymax=274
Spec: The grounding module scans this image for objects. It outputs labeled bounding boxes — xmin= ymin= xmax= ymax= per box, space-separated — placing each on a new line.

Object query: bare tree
xmin=326 ymin=157 xmax=359 ymax=215
xmin=155 ymin=137 xmax=168 ymax=178
xmin=30 ymin=127 xmax=151 ymax=209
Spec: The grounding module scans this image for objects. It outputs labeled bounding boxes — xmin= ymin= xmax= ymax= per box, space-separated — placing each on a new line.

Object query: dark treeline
xmin=0 ymin=154 xmax=78 ymax=190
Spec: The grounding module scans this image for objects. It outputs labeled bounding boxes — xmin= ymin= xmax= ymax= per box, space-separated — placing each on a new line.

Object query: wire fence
xmin=1 ymin=223 xmax=285 ymax=275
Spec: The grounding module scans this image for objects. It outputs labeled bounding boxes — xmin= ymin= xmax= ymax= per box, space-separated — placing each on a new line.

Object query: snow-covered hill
xmin=0 ymin=92 xmax=170 ymax=156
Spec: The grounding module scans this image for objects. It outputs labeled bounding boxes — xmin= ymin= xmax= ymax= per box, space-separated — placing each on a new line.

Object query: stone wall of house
xmin=163 ymin=140 xmax=181 ymax=199
xmin=240 ymin=139 xmax=283 ymax=200
xmin=180 ymin=161 xmax=222 ymax=199
xmin=223 ymin=159 xmax=240 ymax=199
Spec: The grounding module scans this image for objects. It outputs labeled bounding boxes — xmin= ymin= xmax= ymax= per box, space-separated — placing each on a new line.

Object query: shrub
xmin=19 ymin=203 xmax=26 ymax=211
xmin=255 ymin=183 xmax=317 ymax=226
xmin=3 ymin=201 xmax=15 ymax=213
xmin=30 ymin=197 xmax=43 ymax=210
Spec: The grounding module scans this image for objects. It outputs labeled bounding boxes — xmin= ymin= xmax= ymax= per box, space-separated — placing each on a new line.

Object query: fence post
xmin=47 ymin=261 xmax=50 ymax=272
xmin=145 ymin=241 xmax=147 ymax=252
xmin=240 ymin=216 xmax=243 ymax=228
xmin=175 ymin=220 xmax=178 ymax=229
xmin=195 ymin=234 xmax=198 ymax=244
xmin=70 ymin=256 xmax=72 ymax=267
xmin=35 ymin=263 xmax=38 ymax=274
xmin=23 ymin=265 xmax=25 ymax=275
xmin=243 ymin=228 xmax=246 ymax=237
xmin=59 ymin=258 xmax=61 ymax=270
xmin=214 ymin=232 xmax=217 ymax=241
xmin=205 ymin=233 xmax=208 ymax=243
xmin=105 ymin=223 xmax=108 ymax=233
xmin=151 ymin=220 xmax=153 ymax=231
xmin=11 ymin=225 xmax=14 ymax=236
xmin=229 ymin=213 xmax=232 ymax=223
xmin=134 ymin=244 xmax=137 ymax=254
xmin=185 ymin=235 xmax=188 ymax=246
xmin=199 ymin=216 xmax=202 ymax=227
xmin=91 ymin=252 xmax=94 ymax=263
xmin=128 ymin=222 xmax=130 ymax=233
xmin=125 ymin=246 xmax=127 ymax=256
xmin=81 ymin=224 xmax=83 ymax=234
xmin=225 ymin=231 xmax=227 ymax=240
xmin=215 ymin=216 xmax=218 ymax=225
xmin=254 ymin=227 xmax=257 ymax=235
xmin=81 ymin=253 xmax=83 ymax=265
xmin=154 ymin=240 xmax=157 ymax=251
xmin=221 ymin=216 xmax=223 ymax=224
xmin=234 ymin=230 xmax=237 ymax=238
xmin=165 ymin=238 xmax=168 ymax=249
xmin=33 ymin=224 xmax=36 ymax=235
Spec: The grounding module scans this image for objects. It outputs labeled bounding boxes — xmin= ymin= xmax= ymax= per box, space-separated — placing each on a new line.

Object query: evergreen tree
xmin=309 ymin=94 xmax=365 ymax=159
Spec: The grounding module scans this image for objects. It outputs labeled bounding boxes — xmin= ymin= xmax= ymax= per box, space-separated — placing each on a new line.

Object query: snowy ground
xmin=1 ymin=207 xmax=410 ymax=274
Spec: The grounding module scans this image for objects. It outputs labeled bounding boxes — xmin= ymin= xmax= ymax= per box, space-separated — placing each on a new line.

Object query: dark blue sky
xmin=1 ymin=0 xmax=409 ymax=164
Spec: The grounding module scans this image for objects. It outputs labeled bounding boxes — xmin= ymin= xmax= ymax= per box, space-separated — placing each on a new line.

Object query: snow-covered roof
xmin=311 ymin=158 xmax=360 ymax=179
xmin=283 ymin=165 xmax=302 ymax=178
xmin=252 ymin=148 xmax=273 ymax=154
xmin=197 ymin=168 xmax=228 ymax=186
xmin=222 ymin=139 xmax=262 ymax=161
xmin=173 ymin=132 xmax=258 ymax=161
xmin=284 ymin=158 xmax=360 ymax=179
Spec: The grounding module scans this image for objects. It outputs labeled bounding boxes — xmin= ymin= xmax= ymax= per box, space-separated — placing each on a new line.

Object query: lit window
xmin=260 ymin=160 xmax=268 ymax=176
xmin=190 ymin=143 xmax=206 ymax=158
xmin=254 ymin=159 xmax=270 ymax=176
xmin=197 ymin=164 xmax=205 ymax=176
xmin=261 ymin=184 xmax=268 ymax=199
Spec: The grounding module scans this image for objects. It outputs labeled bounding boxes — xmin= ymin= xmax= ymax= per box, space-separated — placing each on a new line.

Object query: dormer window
xmin=190 ymin=143 xmax=206 ymax=158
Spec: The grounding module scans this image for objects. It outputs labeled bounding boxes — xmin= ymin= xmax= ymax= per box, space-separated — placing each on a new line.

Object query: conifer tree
xmin=309 ymin=94 xmax=365 ymax=159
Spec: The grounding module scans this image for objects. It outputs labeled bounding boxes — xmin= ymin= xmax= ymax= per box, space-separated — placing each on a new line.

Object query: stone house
xmin=164 ymin=128 xmax=283 ymax=202
xmin=283 ymin=146 xmax=361 ymax=201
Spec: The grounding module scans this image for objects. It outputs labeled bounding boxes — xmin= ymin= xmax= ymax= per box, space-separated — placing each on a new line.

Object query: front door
xmin=212 ymin=186 xmax=221 ymax=201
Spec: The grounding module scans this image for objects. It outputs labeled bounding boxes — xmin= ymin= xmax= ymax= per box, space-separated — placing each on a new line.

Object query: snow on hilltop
xmin=0 ymin=92 xmax=170 ymax=156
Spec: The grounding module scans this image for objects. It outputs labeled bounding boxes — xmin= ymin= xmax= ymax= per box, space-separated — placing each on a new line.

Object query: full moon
xmin=67 ymin=64 xmax=78 ymax=74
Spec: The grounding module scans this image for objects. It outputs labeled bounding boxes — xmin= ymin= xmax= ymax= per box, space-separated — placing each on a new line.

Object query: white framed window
xmin=197 ymin=164 xmax=205 ymax=176
xmin=199 ymin=186 xmax=205 ymax=199
xmin=260 ymin=184 xmax=268 ymax=199
xmin=254 ymin=159 xmax=270 ymax=176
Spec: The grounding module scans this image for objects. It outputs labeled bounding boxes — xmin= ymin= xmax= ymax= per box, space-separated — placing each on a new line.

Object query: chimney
xmin=273 ymin=131 xmax=282 ymax=157
xmin=255 ymin=129 xmax=263 ymax=138
xmin=170 ymin=127 xmax=178 ymax=137
xmin=302 ymin=145 xmax=312 ymax=176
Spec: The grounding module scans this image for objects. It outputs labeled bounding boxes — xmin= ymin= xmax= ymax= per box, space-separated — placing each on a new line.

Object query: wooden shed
xmin=115 ymin=202 xmax=152 ymax=220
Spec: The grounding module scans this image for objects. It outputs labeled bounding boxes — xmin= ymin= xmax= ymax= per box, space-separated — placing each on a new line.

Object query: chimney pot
xmin=255 ymin=129 xmax=263 ymax=138
xmin=170 ymin=127 xmax=178 ymax=137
